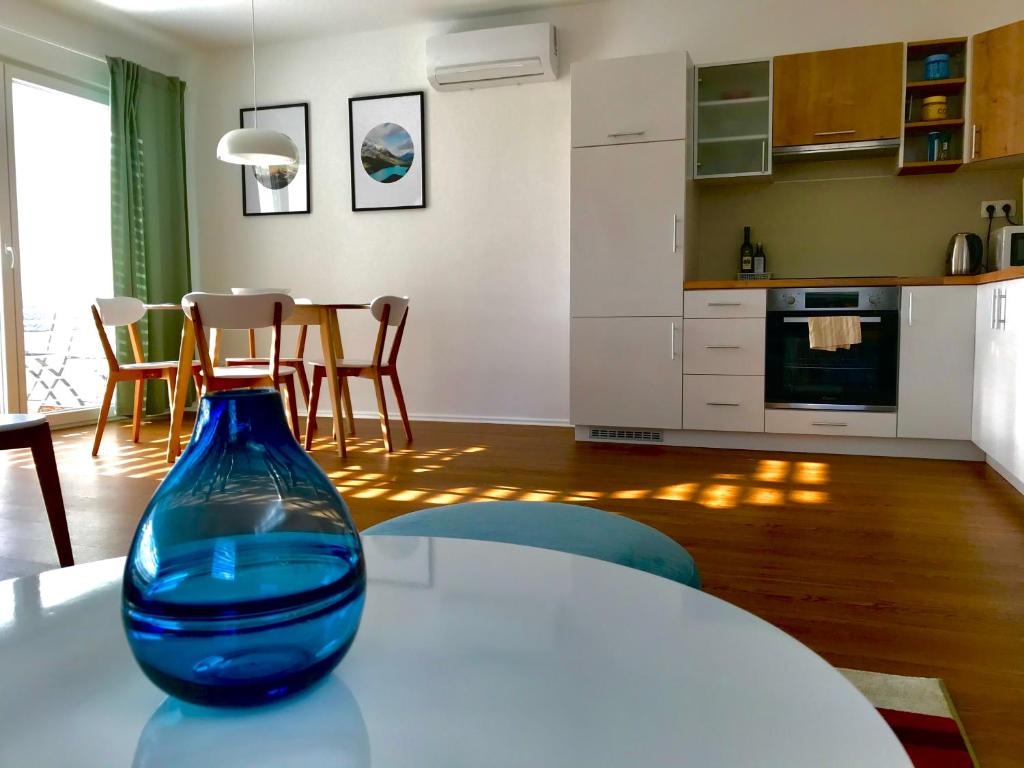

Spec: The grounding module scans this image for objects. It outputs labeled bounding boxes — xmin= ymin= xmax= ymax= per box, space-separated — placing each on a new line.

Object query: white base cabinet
xmin=683 ymin=319 xmax=765 ymax=375
xmin=570 ymin=317 xmax=682 ymax=429
xmin=897 ymin=286 xmax=976 ymax=440
xmin=765 ymin=410 xmax=898 ymax=438
xmin=684 ymin=376 xmax=764 ymax=432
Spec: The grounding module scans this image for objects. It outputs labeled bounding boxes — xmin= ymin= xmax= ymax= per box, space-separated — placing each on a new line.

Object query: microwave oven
xmin=991 ymin=225 xmax=1024 ymax=270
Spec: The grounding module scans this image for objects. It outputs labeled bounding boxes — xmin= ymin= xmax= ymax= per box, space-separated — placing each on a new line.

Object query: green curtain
xmin=108 ymin=57 xmax=191 ymax=416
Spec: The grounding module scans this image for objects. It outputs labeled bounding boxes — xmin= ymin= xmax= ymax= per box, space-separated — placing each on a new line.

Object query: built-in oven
xmin=765 ymin=286 xmax=900 ymax=412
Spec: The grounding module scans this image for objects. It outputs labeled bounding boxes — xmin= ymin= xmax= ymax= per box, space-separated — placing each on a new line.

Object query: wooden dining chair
xmin=183 ymin=291 xmax=303 ymax=441
xmin=91 ymin=297 xmax=200 ymax=456
xmin=0 ymin=414 xmax=74 ymax=567
xmin=305 ymin=295 xmax=411 ymax=453
xmin=225 ymin=292 xmax=311 ymax=408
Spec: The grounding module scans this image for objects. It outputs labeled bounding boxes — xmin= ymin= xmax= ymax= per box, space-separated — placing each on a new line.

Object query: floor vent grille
xmin=590 ymin=428 xmax=664 ymax=443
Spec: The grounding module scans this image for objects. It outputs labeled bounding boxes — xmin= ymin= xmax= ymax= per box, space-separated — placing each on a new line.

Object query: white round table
xmin=0 ymin=536 xmax=910 ymax=767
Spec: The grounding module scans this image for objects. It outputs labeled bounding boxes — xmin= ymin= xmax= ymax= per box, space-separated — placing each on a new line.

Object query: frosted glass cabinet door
xmin=570 ymin=316 xmax=683 ymax=429
xmin=896 ymin=286 xmax=975 ymax=440
xmin=570 ymin=142 xmax=686 ymax=317
xmin=695 ymin=60 xmax=772 ymax=178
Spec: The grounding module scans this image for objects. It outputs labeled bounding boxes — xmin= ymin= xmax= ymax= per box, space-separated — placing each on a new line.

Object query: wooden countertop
xmin=684 ymin=267 xmax=1024 ymax=290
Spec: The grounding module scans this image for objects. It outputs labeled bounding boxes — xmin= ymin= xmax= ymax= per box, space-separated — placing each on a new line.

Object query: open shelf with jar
xmin=897 ymin=37 xmax=968 ymax=176
xmin=694 ymin=59 xmax=772 ymax=180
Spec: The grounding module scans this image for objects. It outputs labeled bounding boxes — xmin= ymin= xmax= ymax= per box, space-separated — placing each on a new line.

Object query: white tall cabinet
xmin=570 ymin=142 xmax=686 ymax=317
xmin=897 ymin=286 xmax=976 ymax=440
xmin=569 ymin=52 xmax=693 ymax=431
xmin=973 ymin=280 xmax=1024 ymax=482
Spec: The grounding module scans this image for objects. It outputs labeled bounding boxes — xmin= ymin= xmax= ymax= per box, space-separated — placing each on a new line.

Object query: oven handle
xmin=782 ymin=316 xmax=882 ymax=324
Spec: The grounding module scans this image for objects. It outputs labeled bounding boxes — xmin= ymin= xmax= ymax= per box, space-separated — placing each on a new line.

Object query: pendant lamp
xmin=216 ymin=0 xmax=297 ymax=166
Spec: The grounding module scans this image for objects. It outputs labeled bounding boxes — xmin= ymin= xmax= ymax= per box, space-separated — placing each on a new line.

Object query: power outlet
xmin=981 ymin=199 xmax=1017 ymax=218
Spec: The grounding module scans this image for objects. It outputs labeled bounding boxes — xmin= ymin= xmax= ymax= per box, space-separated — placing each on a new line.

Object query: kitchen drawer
xmin=764 ymin=410 xmax=897 ymax=438
xmin=684 ymin=319 xmax=765 ymax=375
xmin=684 ymin=289 xmax=766 ymax=319
xmin=684 ymin=376 xmax=765 ymax=432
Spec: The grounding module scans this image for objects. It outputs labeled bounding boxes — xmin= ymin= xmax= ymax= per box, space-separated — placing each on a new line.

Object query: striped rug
xmin=840 ymin=669 xmax=978 ymax=768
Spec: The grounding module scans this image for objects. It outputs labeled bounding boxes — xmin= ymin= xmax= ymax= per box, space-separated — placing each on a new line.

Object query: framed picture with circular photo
xmin=240 ymin=102 xmax=311 ymax=216
xmin=349 ymin=91 xmax=425 ymax=211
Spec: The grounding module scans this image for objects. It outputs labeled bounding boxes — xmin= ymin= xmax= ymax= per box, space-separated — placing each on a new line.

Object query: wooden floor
xmin=2 ymin=416 xmax=1023 ymax=765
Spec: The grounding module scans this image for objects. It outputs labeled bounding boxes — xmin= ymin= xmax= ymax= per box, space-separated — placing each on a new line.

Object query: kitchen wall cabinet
xmin=570 ymin=317 xmax=682 ymax=429
xmin=694 ymin=60 xmax=772 ymax=179
xmin=973 ymin=280 xmax=1023 ymax=479
xmin=772 ymin=42 xmax=903 ymax=147
xmin=970 ymin=19 xmax=1024 ymax=162
xmin=570 ymin=141 xmax=686 ymax=317
xmin=570 ymin=52 xmax=690 ymax=148
xmin=897 ymin=286 xmax=975 ymax=440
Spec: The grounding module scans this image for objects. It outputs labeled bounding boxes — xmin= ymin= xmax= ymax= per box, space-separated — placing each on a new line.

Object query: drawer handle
xmin=707 ymin=402 xmax=740 ymax=407
xmin=811 ymin=421 xmax=848 ymax=427
xmin=705 ymin=345 xmax=741 ymax=349
xmin=707 ymin=302 xmax=742 ymax=307
xmin=608 ymin=131 xmax=646 ymax=138
xmin=813 ymin=129 xmax=856 ymax=137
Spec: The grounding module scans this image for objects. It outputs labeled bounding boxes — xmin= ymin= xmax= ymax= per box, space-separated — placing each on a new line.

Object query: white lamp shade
xmin=216 ymin=127 xmax=298 ymax=165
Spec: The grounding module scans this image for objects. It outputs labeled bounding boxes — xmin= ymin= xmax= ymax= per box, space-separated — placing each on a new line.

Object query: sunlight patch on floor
xmin=653 ymin=483 xmax=696 ymax=501
xmin=755 ymin=459 xmax=790 ymax=483
xmin=698 ymin=484 xmax=739 ymax=509
xmin=794 ymin=462 xmax=829 ymax=485
xmin=611 ymin=489 xmax=649 ymax=500
xmin=790 ymin=489 xmax=828 ymax=504
xmin=746 ymin=487 xmax=784 ymax=506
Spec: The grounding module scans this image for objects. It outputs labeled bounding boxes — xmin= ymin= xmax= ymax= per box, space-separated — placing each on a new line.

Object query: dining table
xmin=0 ymin=535 xmax=911 ymax=767
xmin=148 ymin=300 xmax=369 ymax=463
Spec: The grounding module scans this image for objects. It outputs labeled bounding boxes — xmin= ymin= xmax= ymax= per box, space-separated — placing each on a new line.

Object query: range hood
xmin=773 ymin=138 xmax=900 ymax=162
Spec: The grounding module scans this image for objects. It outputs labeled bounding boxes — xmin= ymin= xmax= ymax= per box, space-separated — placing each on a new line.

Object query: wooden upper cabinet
xmin=970 ymin=19 xmax=1024 ymax=162
xmin=772 ymin=43 xmax=903 ymax=147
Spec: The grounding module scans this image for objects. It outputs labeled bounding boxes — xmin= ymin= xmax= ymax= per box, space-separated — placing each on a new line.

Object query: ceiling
xmin=36 ymin=0 xmax=595 ymax=49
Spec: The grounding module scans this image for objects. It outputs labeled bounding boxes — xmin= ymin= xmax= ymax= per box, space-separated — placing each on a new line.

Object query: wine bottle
xmin=753 ymin=242 xmax=766 ymax=274
xmin=740 ymin=226 xmax=754 ymax=273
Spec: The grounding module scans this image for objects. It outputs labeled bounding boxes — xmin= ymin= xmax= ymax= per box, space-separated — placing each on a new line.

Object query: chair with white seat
xmin=183 ymin=291 xmax=303 ymax=441
xmin=224 ymin=290 xmax=312 ymax=408
xmin=91 ymin=297 xmax=200 ymax=456
xmin=305 ymin=295 xmax=411 ymax=453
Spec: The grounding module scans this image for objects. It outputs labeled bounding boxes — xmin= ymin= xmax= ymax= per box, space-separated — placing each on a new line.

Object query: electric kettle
xmin=946 ymin=233 xmax=984 ymax=275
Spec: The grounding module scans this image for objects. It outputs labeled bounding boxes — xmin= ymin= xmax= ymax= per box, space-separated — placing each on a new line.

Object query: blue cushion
xmin=363 ymin=501 xmax=700 ymax=589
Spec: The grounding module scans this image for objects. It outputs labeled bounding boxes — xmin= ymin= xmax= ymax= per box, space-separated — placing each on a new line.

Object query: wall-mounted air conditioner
xmin=426 ymin=23 xmax=558 ymax=91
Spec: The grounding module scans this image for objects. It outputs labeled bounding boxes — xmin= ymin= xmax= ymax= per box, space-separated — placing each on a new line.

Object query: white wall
xmin=1 ymin=0 xmax=189 ymax=88
xmin=193 ymin=0 xmax=1024 ymax=425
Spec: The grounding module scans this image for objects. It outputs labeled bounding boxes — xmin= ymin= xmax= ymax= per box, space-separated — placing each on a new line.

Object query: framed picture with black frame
xmin=348 ymin=91 xmax=426 ymax=211
xmin=240 ymin=102 xmax=311 ymax=216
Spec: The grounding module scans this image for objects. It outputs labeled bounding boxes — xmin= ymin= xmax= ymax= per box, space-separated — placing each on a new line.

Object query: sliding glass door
xmin=0 ymin=63 xmax=112 ymax=425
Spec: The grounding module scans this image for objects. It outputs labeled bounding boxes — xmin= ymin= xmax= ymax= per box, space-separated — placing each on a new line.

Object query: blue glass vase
xmin=122 ymin=388 xmax=365 ymax=707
